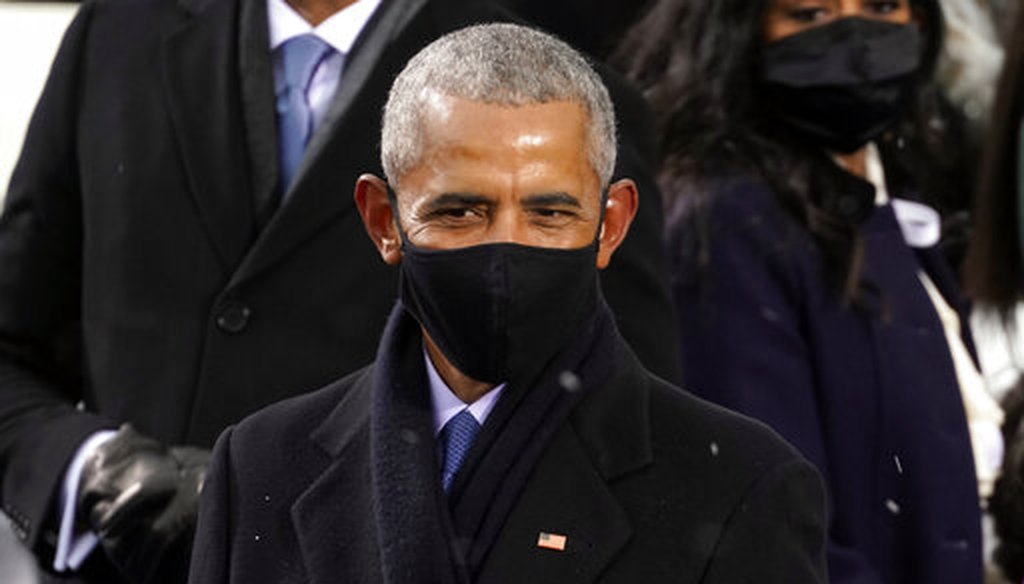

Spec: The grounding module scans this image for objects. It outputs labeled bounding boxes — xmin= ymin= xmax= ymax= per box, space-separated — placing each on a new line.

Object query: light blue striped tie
xmin=275 ymin=34 xmax=333 ymax=195
xmin=439 ymin=410 xmax=481 ymax=493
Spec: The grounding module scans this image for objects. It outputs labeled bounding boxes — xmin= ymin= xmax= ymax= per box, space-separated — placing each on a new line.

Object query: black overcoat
xmin=188 ymin=309 xmax=827 ymax=583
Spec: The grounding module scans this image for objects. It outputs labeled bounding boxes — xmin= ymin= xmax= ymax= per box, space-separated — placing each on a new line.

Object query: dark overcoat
xmin=188 ymin=310 xmax=827 ymax=584
xmin=669 ymin=179 xmax=983 ymax=584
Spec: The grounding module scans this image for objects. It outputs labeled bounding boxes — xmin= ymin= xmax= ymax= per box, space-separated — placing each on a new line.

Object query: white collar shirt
xmin=267 ymin=0 xmax=382 ymax=128
xmin=425 ymin=350 xmax=506 ymax=436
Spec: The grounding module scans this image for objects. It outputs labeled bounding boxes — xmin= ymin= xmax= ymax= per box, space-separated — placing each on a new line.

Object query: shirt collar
xmin=424 ymin=349 xmax=505 ymax=436
xmin=864 ymin=142 xmax=890 ymax=206
xmin=863 ymin=142 xmax=941 ymax=247
xmin=267 ymin=0 xmax=382 ymax=54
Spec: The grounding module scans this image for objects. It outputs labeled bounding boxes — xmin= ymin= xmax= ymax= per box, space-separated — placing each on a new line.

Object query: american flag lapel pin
xmin=536 ymin=531 xmax=567 ymax=551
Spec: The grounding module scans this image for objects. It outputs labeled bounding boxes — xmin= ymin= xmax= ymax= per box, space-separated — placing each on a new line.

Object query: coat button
xmin=216 ymin=303 xmax=251 ymax=333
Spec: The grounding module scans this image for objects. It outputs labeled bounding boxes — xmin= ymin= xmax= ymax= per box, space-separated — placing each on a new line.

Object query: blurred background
xmin=0 ymin=1 xmax=75 ymax=201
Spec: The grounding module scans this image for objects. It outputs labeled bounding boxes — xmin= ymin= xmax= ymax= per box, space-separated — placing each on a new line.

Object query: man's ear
xmin=354 ymin=174 xmax=402 ymax=265
xmin=596 ymin=178 xmax=639 ymax=269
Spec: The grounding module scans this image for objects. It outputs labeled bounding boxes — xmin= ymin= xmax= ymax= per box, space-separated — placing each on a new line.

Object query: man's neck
xmin=422 ymin=334 xmax=496 ymax=405
xmin=285 ymin=0 xmax=358 ymax=26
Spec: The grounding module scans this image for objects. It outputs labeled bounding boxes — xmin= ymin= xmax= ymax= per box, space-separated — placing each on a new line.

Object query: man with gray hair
xmin=187 ymin=23 xmax=828 ymax=584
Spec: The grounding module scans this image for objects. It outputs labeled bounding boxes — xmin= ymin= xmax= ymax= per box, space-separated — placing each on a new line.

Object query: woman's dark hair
xmin=613 ymin=0 xmax=963 ymax=301
xmin=965 ymin=6 xmax=1024 ymax=316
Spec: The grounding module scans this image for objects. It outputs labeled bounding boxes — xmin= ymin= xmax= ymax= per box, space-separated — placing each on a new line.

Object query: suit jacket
xmin=187 ymin=309 xmax=827 ymax=584
xmin=0 ymin=0 xmax=679 ymax=576
xmin=668 ymin=179 xmax=983 ymax=584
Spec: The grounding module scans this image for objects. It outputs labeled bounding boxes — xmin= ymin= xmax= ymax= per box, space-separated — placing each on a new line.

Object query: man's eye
xmin=439 ymin=206 xmax=481 ymax=218
xmin=426 ymin=207 xmax=483 ymax=224
xmin=532 ymin=208 xmax=564 ymax=218
xmin=438 ymin=208 xmax=474 ymax=218
xmin=788 ymin=7 xmax=828 ymax=22
xmin=530 ymin=208 xmax=577 ymax=224
xmin=866 ymin=1 xmax=901 ymax=15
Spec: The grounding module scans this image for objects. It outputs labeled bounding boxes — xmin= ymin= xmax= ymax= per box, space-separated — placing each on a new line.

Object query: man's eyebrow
xmin=521 ymin=192 xmax=582 ymax=208
xmin=421 ymin=193 xmax=492 ymax=211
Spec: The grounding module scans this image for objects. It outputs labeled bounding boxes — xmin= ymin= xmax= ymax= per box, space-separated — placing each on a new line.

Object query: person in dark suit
xmin=0 ymin=0 xmax=679 ymax=582
xmin=187 ymin=23 xmax=828 ymax=584
xmin=618 ymin=0 xmax=997 ymax=582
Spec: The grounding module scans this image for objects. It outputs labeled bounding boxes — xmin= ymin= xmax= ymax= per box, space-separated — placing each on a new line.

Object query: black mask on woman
xmin=760 ymin=17 xmax=924 ymax=153
xmin=396 ymin=227 xmax=600 ymax=384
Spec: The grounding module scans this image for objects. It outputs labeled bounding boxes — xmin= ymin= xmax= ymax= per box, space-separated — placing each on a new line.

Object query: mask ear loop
xmin=386 ymin=184 xmax=415 ymax=251
xmin=591 ymin=188 xmax=609 ymax=247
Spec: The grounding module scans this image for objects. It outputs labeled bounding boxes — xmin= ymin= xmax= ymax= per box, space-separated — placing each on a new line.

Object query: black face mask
xmin=395 ymin=219 xmax=601 ymax=384
xmin=760 ymin=17 xmax=924 ymax=153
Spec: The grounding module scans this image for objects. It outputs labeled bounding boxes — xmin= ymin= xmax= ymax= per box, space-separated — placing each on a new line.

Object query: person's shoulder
xmin=228 ymin=365 xmax=374 ymax=457
xmin=71 ymin=0 xmax=190 ymax=45
xmin=667 ymin=173 xmax=815 ymax=275
xmin=671 ymin=174 xmax=789 ymax=233
xmin=646 ymin=374 xmax=808 ymax=482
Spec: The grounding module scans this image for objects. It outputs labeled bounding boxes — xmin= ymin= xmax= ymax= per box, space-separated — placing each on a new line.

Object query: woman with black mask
xmin=617 ymin=1 xmax=998 ymax=582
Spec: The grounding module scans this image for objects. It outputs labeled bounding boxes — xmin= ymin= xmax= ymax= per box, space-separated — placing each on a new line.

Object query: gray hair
xmin=381 ymin=23 xmax=617 ymax=187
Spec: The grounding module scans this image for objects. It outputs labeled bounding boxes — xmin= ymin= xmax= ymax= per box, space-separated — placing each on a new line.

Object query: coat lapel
xmin=915 ymin=245 xmax=979 ymax=361
xmin=860 ymin=205 xmax=940 ymax=326
xmin=292 ymin=374 xmax=384 ymax=584
xmin=476 ymin=349 xmax=653 ymax=584
xmin=476 ymin=425 xmax=632 ymax=584
xmin=237 ymin=0 xmax=279 ymax=229
xmin=227 ymin=0 xmax=431 ymax=287
xmin=162 ymin=0 xmax=256 ymax=272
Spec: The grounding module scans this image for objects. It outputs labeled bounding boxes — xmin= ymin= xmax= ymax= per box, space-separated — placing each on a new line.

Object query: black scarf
xmin=368 ymin=296 xmax=622 ymax=583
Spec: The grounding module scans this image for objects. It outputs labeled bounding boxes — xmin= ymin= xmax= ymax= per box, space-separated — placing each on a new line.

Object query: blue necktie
xmin=275 ymin=34 xmax=333 ymax=195
xmin=439 ymin=410 xmax=481 ymax=493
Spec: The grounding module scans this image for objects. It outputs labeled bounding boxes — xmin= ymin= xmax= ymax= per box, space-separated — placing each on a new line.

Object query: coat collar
xmin=237 ymin=0 xmax=280 ymax=229
xmin=162 ymin=0 xmax=257 ymax=272
xmin=292 ymin=323 xmax=653 ymax=583
xmin=568 ymin=344 xmax=653 ymax=481
xmin=860 ymin=203 xmax=977 ymax=359
xmin=292 ymin=374 xmax=381 ymax=584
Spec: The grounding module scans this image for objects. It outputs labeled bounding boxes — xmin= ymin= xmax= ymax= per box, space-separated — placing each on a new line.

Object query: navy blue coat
xmin=669 ymin=179 xmax=982 ymax=584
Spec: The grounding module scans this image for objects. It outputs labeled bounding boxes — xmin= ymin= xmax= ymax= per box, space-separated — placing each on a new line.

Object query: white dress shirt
xmin=53 ymin=0 xmax=383 ymax=572
xmin=268 ymin=0 xmax=381 ymax=130
xmin=425 ymin=350 xmax=505 ymax=436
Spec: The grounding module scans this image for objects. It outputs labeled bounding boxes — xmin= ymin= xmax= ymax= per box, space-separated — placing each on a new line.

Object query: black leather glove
xmin=78 ymin=424 xmax=212 ymax=584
